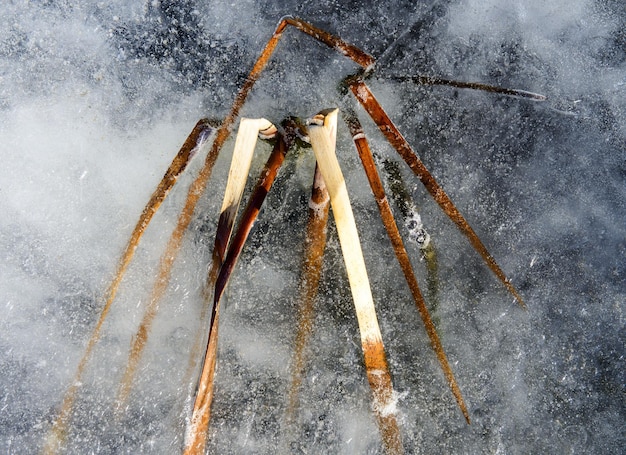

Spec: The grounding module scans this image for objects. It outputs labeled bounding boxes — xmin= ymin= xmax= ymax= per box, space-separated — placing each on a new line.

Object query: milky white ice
xmin=1 ymin=1 xmax=624 ymax=454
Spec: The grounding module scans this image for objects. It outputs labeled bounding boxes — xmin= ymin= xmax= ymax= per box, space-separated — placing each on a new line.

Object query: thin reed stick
xmin=308 ymin=109 xmax=403 ymax=454
xmin=348 ymin=77 xmax=526 ymax=309
xmin=285 ymin=164 xmax=330 ymax=427
xmin=343 ymin=109 xmax=470 ymax=423
xmin=42 ymin=119 xmax=214 ymax=454
xmin=391 ymin=75 xmax=546 ymax=101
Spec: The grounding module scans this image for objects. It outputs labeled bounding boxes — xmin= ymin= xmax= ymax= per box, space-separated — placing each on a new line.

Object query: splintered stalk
xmin=213 ymin=118 xmax=277 ymax=262
xmin=184 ymin=119 xmax=283 ymax=455
xmin=285 ymin=164 xmax=331 ymax=428
xmin=214 ymin=123 xmax=296 ymax=303
xmin=349 ymin=77 xmax=526 ymax=309
xmin=42 ymin=119 xmax=214 ymax=455
xmin=308 ymin=109 xmax=403 ymax=454
xmin=343 ymin=109 xmax=470 ymax=423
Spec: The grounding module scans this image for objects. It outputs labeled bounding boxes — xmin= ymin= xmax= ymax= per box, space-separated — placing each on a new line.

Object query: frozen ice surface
xmin=1 ymin=0 xmax=624 ymax=454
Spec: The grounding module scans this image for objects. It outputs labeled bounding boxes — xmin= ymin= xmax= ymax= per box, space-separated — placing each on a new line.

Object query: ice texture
xmin=0 ymin=0 xmax=624 ymax=454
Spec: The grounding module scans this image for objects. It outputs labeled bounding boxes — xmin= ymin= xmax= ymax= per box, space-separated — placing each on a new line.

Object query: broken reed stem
xmin=343 ymin=109 xmax=470 ymax=423
xmin=213 ymin=126 xmax=295 ymax=301
xmin=308 ymin=109 xmax=403 ymax=454
xmin=186 ymin=130 xmax=291 ymax=453
xmin=285 ymin=164 xmax=330 ymax=428
xmin=41 ymin=119 xmax=214 ymax=455
xmin=212 ymin=119 xmax=276 ymax=261
xmin=184 ymin=119 xmax=284 ymax=455
xmin=349 ymin=77 xmax=526 ymax=309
